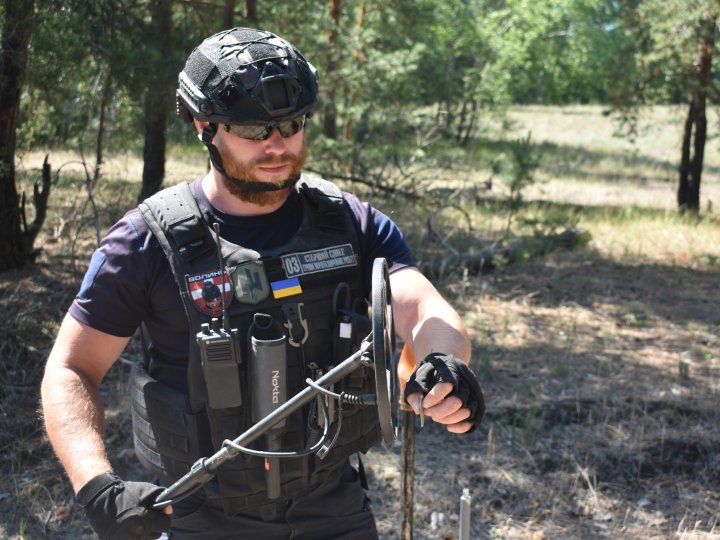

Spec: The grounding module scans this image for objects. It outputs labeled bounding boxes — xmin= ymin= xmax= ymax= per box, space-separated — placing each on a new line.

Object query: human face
xmin=215 ymin=126 xmax=307 ymax=206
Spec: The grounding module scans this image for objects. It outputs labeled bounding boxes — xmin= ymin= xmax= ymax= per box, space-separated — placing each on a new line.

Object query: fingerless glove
xmin=404 ymin=353 xmax=485 ymax=430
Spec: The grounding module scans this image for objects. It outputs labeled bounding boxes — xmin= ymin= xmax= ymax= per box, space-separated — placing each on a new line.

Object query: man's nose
xmin=263 ymin=128 xmax=288 ymax=154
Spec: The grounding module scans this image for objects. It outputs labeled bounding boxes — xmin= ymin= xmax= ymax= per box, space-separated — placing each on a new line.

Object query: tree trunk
xmin=342 ymin=0 xmax=366 ymax=144
xmin=460 ymin=100 xmax=478 ymax=146
xmin=0 ymin=0 xmax=35 ymax=271
xmin=138 ymin=0 xmax=173 ymax=203
xmin=139 ymin=104 xmax=168 ymax=202
xmin=244 ymin=0 xmax=257 ymax=25
xmin=224 ymin=0 xmax=236 ymax=27
xmin=444 ymin=52 xmax=456 ymax=131
xmin=93 ymin=69 xmax=113 ymax=186
xmin=678 ymin=14 xmax=716 ymax=213
xmin=678 ymin=101 xmax=695 ymax=210
xmin=323 ymin=0 xmax=342 ymax=139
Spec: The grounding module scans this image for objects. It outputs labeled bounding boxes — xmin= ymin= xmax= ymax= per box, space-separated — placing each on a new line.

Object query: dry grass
xmin=365 ymin=246 xmax=720 ymax=538
xmin=365 ymin=105 xmax=720 ymax=539
xmin=2 ymin=105 xmax=719 ymax=539
xmin=16 ymin=144 xmax=208 ymax=189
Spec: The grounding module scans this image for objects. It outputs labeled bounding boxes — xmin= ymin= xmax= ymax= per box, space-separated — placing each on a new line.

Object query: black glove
xmin=404 ymin=353 xmax=485 ymax=430
xmin=76 ymin=472 xmax=171 ymax=540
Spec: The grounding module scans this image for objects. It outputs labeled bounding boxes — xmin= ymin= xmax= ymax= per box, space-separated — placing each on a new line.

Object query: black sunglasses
xmin=224 ymin=116 xmax=307 ymax=141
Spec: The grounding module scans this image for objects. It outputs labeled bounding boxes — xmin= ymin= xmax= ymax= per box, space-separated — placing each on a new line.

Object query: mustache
xmin=252 ymin=154 xmax=299 ymax=167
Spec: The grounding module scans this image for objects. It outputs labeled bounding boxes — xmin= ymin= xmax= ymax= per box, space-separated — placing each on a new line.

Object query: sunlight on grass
xmin=13 ymin=105 xmax=720 ymax=273
xmin=17 ymin=142 xmax=208 ymax=188
xmin=488 ymin=104 xmax=720 ymax=210
xmin=468 ymin=105 xmax=720 ymax=270
xmin=502 ymin=104 xmax=719 ymax=167
xmin=588 ymin=212 xmax=720 ymax=267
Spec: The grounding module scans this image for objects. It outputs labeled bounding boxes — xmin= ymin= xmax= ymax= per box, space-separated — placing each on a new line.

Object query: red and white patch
xmin=185 ymin=269 xmax=233 ymax=317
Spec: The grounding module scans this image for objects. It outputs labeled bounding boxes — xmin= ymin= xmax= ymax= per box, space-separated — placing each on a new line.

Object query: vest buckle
xmin=282 ymin=302 xmax=309 ymax=347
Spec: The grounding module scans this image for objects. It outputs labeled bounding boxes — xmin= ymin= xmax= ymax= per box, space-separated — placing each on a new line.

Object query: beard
xmin=219 ymin=138 xmax=308 ymax=206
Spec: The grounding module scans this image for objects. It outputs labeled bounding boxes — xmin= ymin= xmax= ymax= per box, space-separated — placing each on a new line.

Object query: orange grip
xmin=397 ymin=345 xmax=416 ymax=410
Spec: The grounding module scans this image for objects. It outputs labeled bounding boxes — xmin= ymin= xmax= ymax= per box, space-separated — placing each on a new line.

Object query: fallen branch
xmin=422 ymin=227 xmax=591 ymax=277
xmin=427 ymin=205 xmax=474 ymax=257
xmin=304 ymin=167 xmax=423 ymax=200
xmin=20 ymin=154 xmax=52 ymax=256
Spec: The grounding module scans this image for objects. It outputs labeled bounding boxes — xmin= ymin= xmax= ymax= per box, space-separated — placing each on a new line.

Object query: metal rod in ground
xmin=400 ymin=409 xmax=416 ymax=540
xmin=459 ymin=488 xmax=471 ymax=540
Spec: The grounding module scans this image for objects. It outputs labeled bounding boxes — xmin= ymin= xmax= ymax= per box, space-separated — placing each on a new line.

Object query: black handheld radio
xmin=196 ymin=223 xmax=243 ymax=409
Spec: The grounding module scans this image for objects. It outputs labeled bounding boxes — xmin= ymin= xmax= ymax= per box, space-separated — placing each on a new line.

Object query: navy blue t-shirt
xmin=69 ymin=179 xmax=415 ymax=387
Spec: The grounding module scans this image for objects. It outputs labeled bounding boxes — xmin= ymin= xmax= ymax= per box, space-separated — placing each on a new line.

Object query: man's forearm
xmin=41 ymin=367 xmax=112 ymax=492
xmin=405 ymin=307 xmax=471 ymax=365
xmin=390 ymin=268 xmax=471 ymax=365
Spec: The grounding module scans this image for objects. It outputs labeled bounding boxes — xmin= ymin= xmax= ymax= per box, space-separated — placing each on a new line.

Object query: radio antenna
xmin=212 ymin=222 xmax=230 ymax=331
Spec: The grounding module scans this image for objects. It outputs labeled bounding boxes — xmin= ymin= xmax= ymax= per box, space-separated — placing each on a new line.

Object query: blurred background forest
xmin=1 ymin=1 xmax=720 ymax=539
xmin=2 ymin=0 xmax=720 ymax=270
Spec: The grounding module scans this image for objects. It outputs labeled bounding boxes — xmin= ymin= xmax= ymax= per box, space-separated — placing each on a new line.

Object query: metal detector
xmin=153 ymin=257 xmax=398 ymax=509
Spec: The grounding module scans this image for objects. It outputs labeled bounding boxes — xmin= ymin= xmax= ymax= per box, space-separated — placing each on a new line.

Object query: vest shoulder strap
xmin=138 ymin=182 xmax=215 ymax=273
xmin=299 ymin=174 xmax=345 ymax=216
xmin=298 ymin=174 xmax=348 ymax=233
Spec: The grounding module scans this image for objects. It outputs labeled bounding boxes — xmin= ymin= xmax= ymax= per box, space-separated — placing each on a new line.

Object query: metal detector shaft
xmin=153 ymin=341 xmax=372 ymax=509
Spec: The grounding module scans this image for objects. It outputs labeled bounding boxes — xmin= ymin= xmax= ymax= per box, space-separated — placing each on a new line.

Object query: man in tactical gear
xmin=41 ymin=28 xmax=483 ymax=540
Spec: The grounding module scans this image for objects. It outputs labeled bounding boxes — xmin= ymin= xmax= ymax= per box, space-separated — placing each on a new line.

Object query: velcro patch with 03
xmin=280 ymin=243 xmax=357 ymax=278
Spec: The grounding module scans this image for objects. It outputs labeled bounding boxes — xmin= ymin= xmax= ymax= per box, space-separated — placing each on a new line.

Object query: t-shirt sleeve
xmin=68 ymin=209 xmax=157 ymax=337
xmin=343 ymin=193 xmax=417 ymax=294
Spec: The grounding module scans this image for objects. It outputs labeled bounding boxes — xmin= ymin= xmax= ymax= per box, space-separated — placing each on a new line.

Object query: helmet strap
xmin=200 ymin=123 xmax=297 ymax=193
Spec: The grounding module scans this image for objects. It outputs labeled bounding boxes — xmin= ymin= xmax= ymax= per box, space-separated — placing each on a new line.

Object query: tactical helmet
xmin=177 ymin=28 xmax=318 ymax=125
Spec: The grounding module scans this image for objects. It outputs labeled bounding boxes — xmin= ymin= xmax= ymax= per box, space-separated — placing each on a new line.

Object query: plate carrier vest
xmin=131 ymin=175 xmax=381 ymax=515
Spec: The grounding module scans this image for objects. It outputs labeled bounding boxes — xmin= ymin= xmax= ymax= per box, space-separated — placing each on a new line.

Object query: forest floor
xmin=367 ymin=249 xmax=720 ymax=539
xmin=1 ymin=105 xmax=719 ymax=539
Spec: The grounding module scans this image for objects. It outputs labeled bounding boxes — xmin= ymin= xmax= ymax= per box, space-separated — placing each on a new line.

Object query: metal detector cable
xmin=304 ymin=378 xmax=378 ymax=458
xmin=220 ymin=391 xmax=332 ymax=458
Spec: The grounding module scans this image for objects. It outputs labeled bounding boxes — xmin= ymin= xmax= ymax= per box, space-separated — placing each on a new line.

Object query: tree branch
xmin=422 ymin=228 xmax=591 ymax=278
xmin=304 ymin=167 xmax=423 ymax=200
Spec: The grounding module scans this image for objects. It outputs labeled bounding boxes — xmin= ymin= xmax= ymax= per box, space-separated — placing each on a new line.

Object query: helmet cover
xmin=177 ymin=28 xmax=318 ymax=124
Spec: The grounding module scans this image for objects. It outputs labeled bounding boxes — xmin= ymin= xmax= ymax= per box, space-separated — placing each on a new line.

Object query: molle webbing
xmin=300 ymin=175 xmax=346 ymax=231
xmin=131 ymin=364 xmax=212 ymax=482
xmin=139 ymin=182 xmax=214 ymax=265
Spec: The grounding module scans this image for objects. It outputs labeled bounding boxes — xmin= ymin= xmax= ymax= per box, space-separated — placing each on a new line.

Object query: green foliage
xmin=612 ymin=0 xmax=720 ymax=133
xmin=496 ymin=132 xmax=542 ymax=233
xmin=305 ymin=0 xmax=636 ymax=168
xmin=18 ymin=1 xmax=633 ymax=145
xmin=7 ymin=0 xmax=677 ymax=189
xmin=19 ymin=1 xmax=202 ymax=151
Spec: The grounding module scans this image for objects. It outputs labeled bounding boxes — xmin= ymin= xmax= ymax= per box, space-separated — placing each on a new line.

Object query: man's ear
xmin=193 ymin=118 xmax=209 ymax=136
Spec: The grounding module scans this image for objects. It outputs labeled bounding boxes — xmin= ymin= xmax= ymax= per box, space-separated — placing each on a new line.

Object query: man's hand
xmin=76 ymin=472 xmax=172 ymax=540
xmin=404 ymin=353 xmax=484 ymax=434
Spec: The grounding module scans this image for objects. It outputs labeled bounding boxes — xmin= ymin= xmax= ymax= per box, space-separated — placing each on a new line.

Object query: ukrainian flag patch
xmin=271 ymin=277 xmax=302 ymax=299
